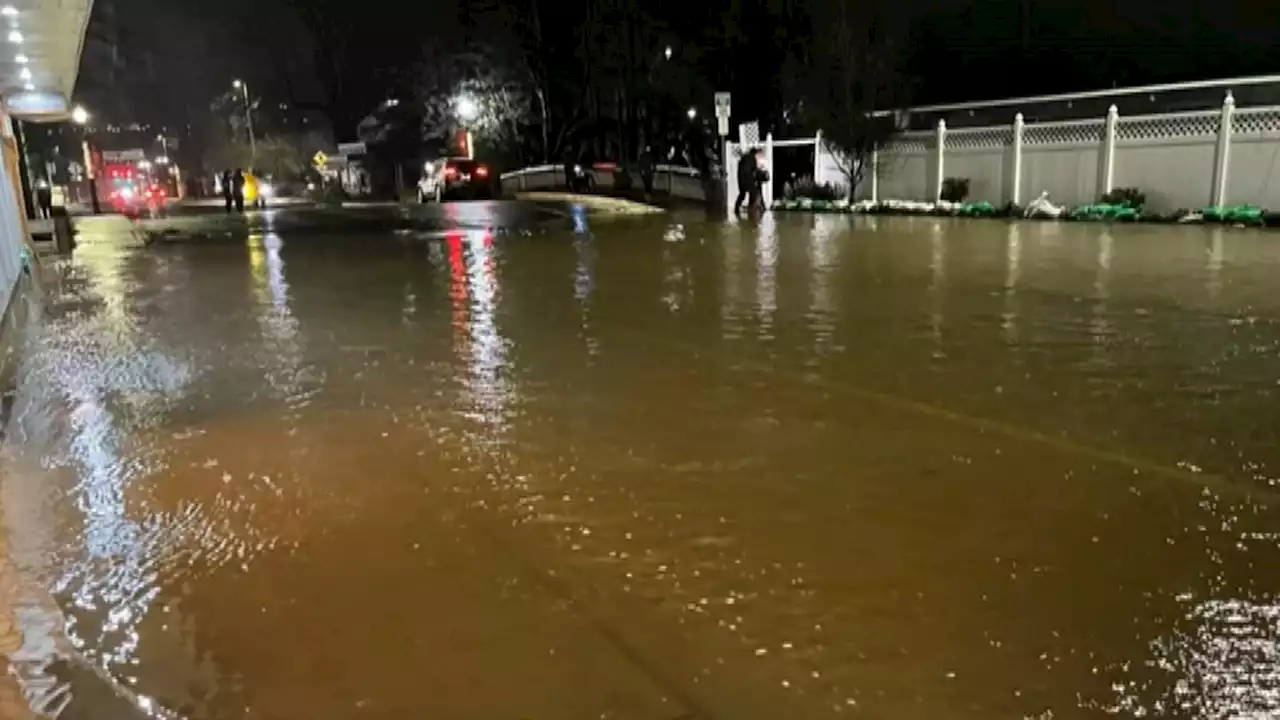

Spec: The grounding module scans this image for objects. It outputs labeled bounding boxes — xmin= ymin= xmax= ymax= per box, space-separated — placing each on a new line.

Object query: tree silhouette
xmin=786 ymin=0 xmax=909 ymax=196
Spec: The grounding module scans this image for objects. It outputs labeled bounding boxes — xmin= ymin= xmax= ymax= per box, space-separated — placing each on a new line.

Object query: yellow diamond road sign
xmin=312 ymin=151 xmax=328 ymax=168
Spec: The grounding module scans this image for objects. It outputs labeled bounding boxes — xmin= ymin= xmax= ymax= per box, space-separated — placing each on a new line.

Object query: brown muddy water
xmin=2 ymin=209 xmax=1280 ymax=719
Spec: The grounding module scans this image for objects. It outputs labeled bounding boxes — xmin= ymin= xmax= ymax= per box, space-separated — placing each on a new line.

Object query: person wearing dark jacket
xmin=35 ymin=182 xmax=53 ymax=219
xmin=221 ymin=169 xmax=234 ymax=211
xmin=751 ymin=158 xmax=770 ymax=211
xmin=638 ymin=146 xmax=656 ymax=200
xmin=735 ymin=148 xmax=763 ymax=214
xmin=221 ymin=169 xmax=234 ymax=213
xmin=231 ymin=169 xmax=246 ymax=213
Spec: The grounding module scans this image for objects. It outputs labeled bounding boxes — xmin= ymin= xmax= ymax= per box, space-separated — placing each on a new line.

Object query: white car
xmin=417 ymin=162 xmax=441 ymax=202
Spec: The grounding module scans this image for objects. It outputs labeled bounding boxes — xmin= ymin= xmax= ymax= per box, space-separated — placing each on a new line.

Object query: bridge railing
xmin=500 ymin=164 xmax=707 ymax=201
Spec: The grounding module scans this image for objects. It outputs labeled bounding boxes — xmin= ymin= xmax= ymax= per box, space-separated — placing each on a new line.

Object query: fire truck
xmin=97 ymin=151 xmax=167 ymax=213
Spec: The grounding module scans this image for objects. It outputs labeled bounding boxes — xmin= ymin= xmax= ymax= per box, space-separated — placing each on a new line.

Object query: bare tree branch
xmin=786 ymin=0 xmax=909 ymax=198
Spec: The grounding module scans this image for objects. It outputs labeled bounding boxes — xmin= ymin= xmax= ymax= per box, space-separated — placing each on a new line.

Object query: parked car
xmin=418 ymin=158 xmax=494 ymax=202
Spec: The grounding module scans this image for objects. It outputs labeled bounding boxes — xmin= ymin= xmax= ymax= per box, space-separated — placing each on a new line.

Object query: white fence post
xmin=1101 ymin=104 xmax=1118 ymax=197
xmin=933 ymin=120 xmax=947 ymax=201
xmin=1212 ymin=91 xmax=1235 ymax=207
xmin=764 ymin=132 xmax=775 ymax=204
xmin=1011 ymin=113 xmax=1024 ymax=205
xmin=724 ymin=139 xmax=736 ymax=214
xmin=870 ymin=147 xmax=879 ymax=203
xmin=813 ymin=130 xmax=823 ymax=187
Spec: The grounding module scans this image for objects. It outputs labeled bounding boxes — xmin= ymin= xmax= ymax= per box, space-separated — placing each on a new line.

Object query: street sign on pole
xmin=714 ymin=92 xmax=731 ymax=137
xmin=101 ymin=149 xmax=146 ymax=162
xmin=337 ymin=142 xmax=367 ymax=156
xmin=312 ymin=151 xmax=329 ymax=169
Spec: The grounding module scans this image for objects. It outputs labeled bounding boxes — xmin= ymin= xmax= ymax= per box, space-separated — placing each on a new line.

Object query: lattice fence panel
xmin=1233 ymin=107 xmax=1280 ymax=137
xmin=886 ymin=132 xmax=931 ymax=154
xmin=1117 ymin=112 xmax=1218 ymax=141
xmin=1023 ymin=120 xmax=1104 ymax=146
xmin=947 ymin=126 xmax=1012 ymax=150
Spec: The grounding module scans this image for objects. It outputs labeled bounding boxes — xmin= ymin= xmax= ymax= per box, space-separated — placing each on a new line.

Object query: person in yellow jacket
xmin=242 ymin=170 xmax=262 ymax=209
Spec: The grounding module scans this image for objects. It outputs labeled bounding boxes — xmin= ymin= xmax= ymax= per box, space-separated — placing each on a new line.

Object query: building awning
xmin=0 ymin=0 xmax=94 ymax=121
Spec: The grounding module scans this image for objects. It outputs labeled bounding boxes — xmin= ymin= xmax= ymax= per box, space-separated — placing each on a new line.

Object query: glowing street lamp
xmin=232 ymin=78 xmax=256 ymax=163
xmin=455 ymin=94 xmax=478 ymax=122
xmin=72 ymin=105 xmax=101 ymax=213
xmin=686 ymin=107 xmax=698 ymax=120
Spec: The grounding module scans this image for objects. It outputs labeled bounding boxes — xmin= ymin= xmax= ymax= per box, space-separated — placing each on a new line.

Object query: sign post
xmin=714 ymin=92 xmax=732 ymax=138
xmin=715 ymin=92 xmax=732 ymax=177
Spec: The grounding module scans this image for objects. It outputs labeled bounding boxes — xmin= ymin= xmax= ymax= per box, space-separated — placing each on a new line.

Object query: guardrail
xmin=500 ymin=163 xmax=707 ymax=202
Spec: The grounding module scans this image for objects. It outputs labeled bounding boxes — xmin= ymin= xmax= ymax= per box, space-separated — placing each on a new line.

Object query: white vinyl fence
xmin=867 ymin=91 xmax=1280 ymax=212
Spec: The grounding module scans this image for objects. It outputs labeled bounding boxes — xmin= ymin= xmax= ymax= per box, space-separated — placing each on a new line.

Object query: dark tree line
xmin=340 ymin=0 xmax=915 ymax=185
xmin=289 ymin=0 xmax=1280 ymax=194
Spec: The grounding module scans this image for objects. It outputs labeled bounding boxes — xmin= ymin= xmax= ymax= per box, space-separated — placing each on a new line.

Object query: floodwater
xmin=3 ymin=207 xmax=1280 ymax=719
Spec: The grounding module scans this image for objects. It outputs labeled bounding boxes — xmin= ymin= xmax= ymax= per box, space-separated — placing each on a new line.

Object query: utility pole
xmin=233 ymin=79 xmax=257 ymax=165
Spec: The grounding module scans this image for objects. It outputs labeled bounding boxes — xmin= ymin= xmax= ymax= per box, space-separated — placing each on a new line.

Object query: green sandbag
xmin=1228 ymin=205 xmax=1263 ymax=222
xmin=1201 ymin=205 xmax=1263 ymax=223
xmin=959 ymin=201 xmax=995 ymax=216
xmin=1072 ymin=201 xmax=1139 ymax=220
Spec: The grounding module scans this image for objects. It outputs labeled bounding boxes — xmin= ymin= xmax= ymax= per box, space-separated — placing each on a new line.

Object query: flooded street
xmin=3 ymin=208 xmax=1280 ymax=719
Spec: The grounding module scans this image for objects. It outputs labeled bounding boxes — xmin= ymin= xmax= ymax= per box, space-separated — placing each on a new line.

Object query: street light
xmin=455 ymin=94 xmax=478 ymax=122
xmin=232 ymin=78 xmax=256 ymax=164
xmin=686 ymin=107 xmax=698 ymax=120
xmin=71 ymin=105 xmax=100 ymax=214
xmin=664 ymin=45 xmax=673 ymax=60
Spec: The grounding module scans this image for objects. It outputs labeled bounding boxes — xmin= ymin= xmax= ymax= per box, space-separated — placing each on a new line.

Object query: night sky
xmin=76 ymin=0 xmax=1280 ymax=139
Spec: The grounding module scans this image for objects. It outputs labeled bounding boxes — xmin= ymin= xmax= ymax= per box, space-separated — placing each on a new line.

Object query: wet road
xmin=4 ymin=207 xmax=1280 ymax=719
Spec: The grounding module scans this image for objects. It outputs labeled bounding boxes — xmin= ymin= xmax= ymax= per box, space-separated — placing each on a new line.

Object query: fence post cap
xmin=1107 ymin=104 xmax=1119 ymax=115
xmin=1224 ymin=90 xmax=1235 ymax=106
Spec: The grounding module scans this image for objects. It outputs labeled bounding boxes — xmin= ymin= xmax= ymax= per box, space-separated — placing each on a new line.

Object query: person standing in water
xmin=735 ymin=148 xmax=765 ymax=214
xmin=750 ymin=149 xmax=769 ymax=212
xmin=221 ymin=169 xmax=234 ymax=213
xmin=232 ymin=169 xmax=246 ymax=213
xmin=638 ymin=145 xmax=656 ymax=201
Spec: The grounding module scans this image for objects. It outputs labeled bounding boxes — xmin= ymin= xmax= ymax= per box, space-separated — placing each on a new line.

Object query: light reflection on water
xmin=754 ymin=212 xmax=778 ymax=340
xmin=447 ymin=230 xmax=512 ymax=432
xmin=1002 ymin=222 xmax=1022 ymax=344
xmin=0 ymin=214 xmax=1279 ymax=718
